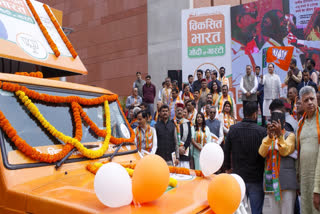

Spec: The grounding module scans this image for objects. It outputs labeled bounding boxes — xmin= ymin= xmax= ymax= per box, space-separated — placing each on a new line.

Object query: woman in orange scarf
xmin=190 ymin=112 xmax=211 ymax=170
xmin=218 ymin=101 xmax=236 ymax=136
xmin=210 ymin=81 xmax=220 ymax=105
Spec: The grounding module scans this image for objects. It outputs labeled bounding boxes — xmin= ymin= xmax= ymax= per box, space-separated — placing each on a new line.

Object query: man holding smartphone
xmin=259 ymin=99 xmax=298 ymax=213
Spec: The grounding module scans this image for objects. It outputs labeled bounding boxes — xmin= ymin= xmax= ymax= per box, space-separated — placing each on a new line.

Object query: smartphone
xmin=271 ymin=112 xmax=285 ymax=129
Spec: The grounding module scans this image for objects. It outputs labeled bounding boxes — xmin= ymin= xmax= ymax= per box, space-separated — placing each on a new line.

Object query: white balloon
xmin=199 ymin=143 xmax=224 ymax=176
xmin=94 ymin=162 xmax=133 ymax=208
xmin=231 ymin=174 xmax=246 ymax=201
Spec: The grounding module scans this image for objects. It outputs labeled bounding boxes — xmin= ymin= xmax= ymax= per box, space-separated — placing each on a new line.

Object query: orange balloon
xmin=132 ymin=155 xmax=170 ymax=204
xmin=207 ymin=173 xmax=241 ymax=214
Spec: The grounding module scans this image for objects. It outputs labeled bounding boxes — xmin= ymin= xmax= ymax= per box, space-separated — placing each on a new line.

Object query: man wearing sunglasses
xmin=206 ymin=106 xmax=223 ymax=145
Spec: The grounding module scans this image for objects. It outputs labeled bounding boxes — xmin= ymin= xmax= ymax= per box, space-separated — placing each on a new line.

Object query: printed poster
xmin=182 ymin=5 xmax=232 ymax=84
xmin=0 ymin=0 xmax=87 ymax=74
xmin=231 ymin=0 xmax=320 ymax=119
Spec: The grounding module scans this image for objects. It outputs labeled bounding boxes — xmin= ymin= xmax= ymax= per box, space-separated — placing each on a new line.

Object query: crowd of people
xmin=125 ymin=58 xmax=320 ymax=214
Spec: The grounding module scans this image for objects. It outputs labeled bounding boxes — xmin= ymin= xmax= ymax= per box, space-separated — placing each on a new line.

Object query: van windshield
xmin=0 ymin=84 xmax=133 ymax=167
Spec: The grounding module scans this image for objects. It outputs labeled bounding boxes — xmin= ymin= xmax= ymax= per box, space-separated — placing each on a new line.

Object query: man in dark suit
xmin=297 ymin=69 xmax=318 ymax=93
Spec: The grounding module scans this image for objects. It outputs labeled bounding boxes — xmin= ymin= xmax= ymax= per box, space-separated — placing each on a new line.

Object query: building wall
xmin=38 ymin=0 xmax=257 ymax=97
xmin=38 ymin=0 xmax=148 ymax=96
xmin=148 ymin=0 xmax=190 ymax=99
xmin=193 ymin=0 xmax=256 ymax=7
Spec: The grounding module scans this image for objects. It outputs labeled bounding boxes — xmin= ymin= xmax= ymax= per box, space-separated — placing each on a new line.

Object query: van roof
xmin=0 ymin=73 xmax=113 ymax=95
xmin=0 ymin=0 xmax=87 ymax=77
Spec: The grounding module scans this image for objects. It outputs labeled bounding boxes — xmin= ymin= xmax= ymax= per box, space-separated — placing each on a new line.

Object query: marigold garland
xmin=73 ymin=102 xmax=135 ymax=145
xmin=1 ymin=81 xmax=118 ymax=106
xmin=86 ymin=162 xmax=204 ymax=178
xmin=16 ymin=90 xmax=111 ymax=159
xmin=1 ymin=82 xmax=134 ymax=144
xmin=0 ymin=81 xmax=135 ymax=162
xmin=87 ymin=162 xmax=178 ymax=187
xmin=71 ymin=102 xmax=82 ymax=141
xmin=15 ymin=72 xmax=43 ymax=78
xmin=168 ymin=166 xmax=204 ymax=177
xmin=43 ymin=4 xmax=78 ymax=58
xmin=26 ymin=0 xmax=60 ymax=57
xmin=0 ymin=110 xmax=74 ymax=163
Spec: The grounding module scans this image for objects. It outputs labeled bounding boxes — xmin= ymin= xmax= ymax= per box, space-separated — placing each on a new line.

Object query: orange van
xmin=0 ymin=73 xmax=214 ymax=214
xmin=0 ymin=0 xmax=214 ymax=212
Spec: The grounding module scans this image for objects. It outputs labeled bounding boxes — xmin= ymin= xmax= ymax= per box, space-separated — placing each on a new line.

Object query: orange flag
xmin=266 ymin=46 xmax=294 ymax=71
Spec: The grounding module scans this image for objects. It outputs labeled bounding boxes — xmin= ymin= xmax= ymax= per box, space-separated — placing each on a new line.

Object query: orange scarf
xmin=291 ymin=97 xmax=298 ymax=120
xmin=223 ymin=113 xmax=235 ymax=129
xmin=296 ymin=108 xmax=320 ymax=157
xmin=154 ymin=111 xmax=159 ymax=121
xmin=164 ymin=88 xmax=170 ymax=104
xmin=220 ymin=76 xmax=228 ymax=86
xmin=218 ymin=95 xmax=233 ymax=114
xmin=212 ymin=93 xmax=219 ymax=105
xmin=196 ymin=128 xmax=207 ymax=147
xmin=169 ymin=96 xmax=181 ymax=113
xmin=265 ymin=132 xmax=283 ymax=201
xmin=173 ymin=116 xmax=184 ymax=146
xmin=201 ymin=106 xmax=210 ymax=120
xmin=181 ymin=92 xmax=194 ymax=101
xmin=188 ymin=109 xmax=196 ymax=126
xmin=130 ymin=118 xmax=137 ymax=125
xmin=135 ymin=125 xmax=153 ymax=152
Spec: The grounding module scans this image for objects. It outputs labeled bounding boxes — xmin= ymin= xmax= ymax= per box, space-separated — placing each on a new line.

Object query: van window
xmin=0 ymin=84 xmax=132 ymax=165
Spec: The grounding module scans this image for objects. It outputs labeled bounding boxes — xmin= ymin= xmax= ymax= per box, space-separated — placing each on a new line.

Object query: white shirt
xmin=263 ymin=72 xmax=281 ymax=100
xmin=240 ymin=74 xmax=258 ymax=94
xmin=134 ymin=126 xmax=157 ymax=155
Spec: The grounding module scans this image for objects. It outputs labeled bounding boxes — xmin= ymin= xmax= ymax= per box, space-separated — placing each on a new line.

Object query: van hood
xmin=12 ymin=164 xmax=212 ymax=214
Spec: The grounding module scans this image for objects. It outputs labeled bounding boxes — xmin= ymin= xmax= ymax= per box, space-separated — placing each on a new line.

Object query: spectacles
xmin=210 ymin=111 xmax=216 ymax=114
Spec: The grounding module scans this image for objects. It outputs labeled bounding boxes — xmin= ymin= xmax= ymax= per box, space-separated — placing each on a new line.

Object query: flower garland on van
xmin=16 ymin=90 xmax=111 ymax=159
xmin=0 ymin=111 xmax=74 ymax=163
xmin=26 ymin=0 xmax=60 ymax=57
xmin=15 ymin=72 xmax=43 ymax=78
xmin=0 ymin=81 xmax=135 ymax=162
xmin=86 ymin=161 xmax=204 ymax=178
xmin=43 ymin=4 xmax=78 ymax=58
xmin=0 ymin=81 xmax=135 ymax=145
xmin=86 ymin=162 xmax=179 ymax=188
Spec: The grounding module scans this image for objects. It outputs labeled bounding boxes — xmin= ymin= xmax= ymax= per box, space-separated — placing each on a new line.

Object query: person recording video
xmin=259 ymin=99 xmax=298 ymax=213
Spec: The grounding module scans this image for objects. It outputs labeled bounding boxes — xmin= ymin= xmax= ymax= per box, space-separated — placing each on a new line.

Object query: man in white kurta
xmin=297 ymin=86 xmax=320 ymax=214
xmin=262 ymin=63 xmax=281 ymax=117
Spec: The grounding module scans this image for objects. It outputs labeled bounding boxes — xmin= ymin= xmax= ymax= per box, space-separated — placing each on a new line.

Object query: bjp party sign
xmin=182 ymin=5 xmax=231 ymax=82
xmin=266 ymin=46 xmax=294 ymax=71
